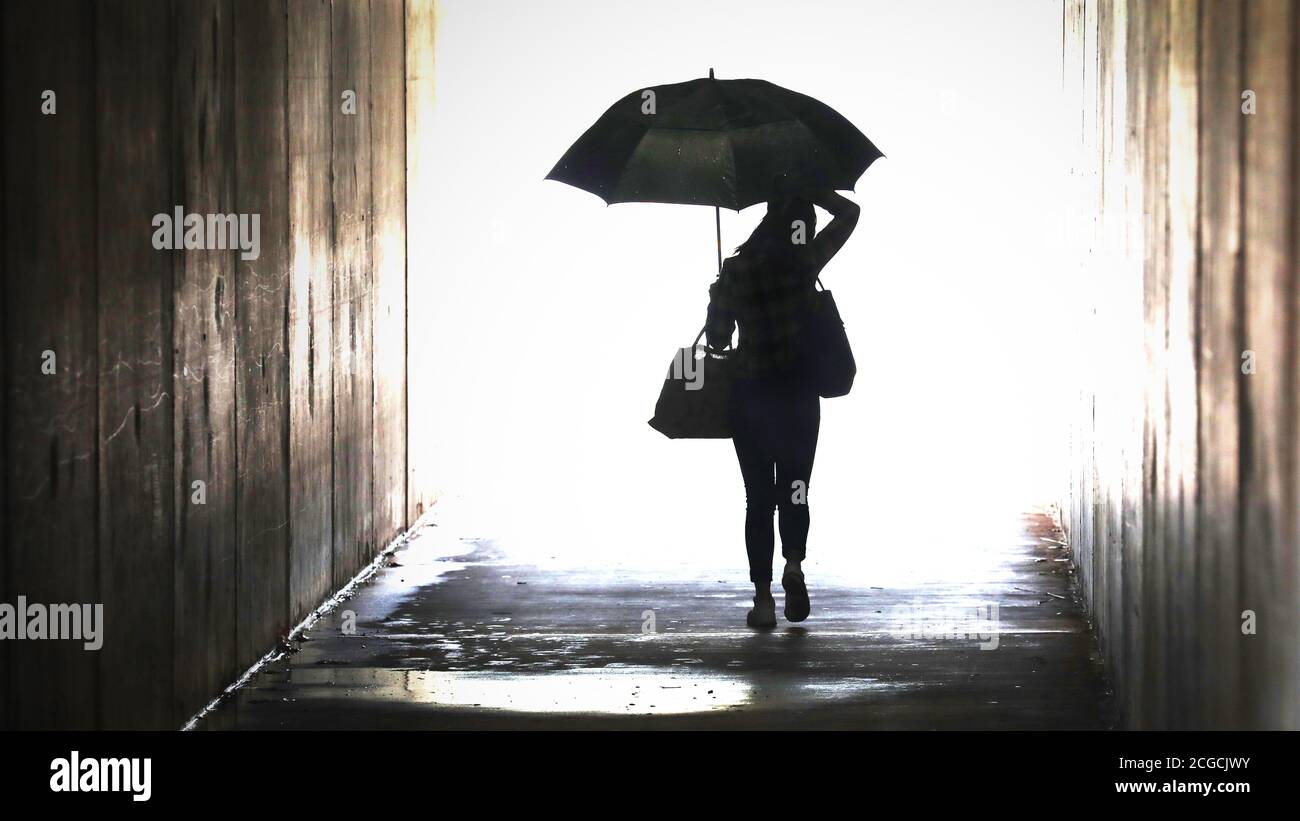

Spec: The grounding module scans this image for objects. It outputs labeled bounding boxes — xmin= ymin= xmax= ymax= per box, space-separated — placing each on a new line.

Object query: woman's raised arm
xmin=807 ymin=190 xmax=859 ymax=275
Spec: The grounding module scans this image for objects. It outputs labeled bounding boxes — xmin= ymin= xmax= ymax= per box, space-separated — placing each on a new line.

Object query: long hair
xmin=732 ymin=197 xmax=817 ymax=264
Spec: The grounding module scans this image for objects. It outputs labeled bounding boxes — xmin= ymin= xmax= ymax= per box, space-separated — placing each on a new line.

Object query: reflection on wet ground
xmin=196 ymin=511 xmax=1113 ymax=729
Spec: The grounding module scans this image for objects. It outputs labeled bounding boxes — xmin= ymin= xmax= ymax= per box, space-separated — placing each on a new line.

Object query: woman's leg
xmin=730 ymin=382 xmax=779 ymax=587
xmin=775 ymin=392 xmax=821 ymax=568
xmin=771 ymin=391 xmax=819 ymax=623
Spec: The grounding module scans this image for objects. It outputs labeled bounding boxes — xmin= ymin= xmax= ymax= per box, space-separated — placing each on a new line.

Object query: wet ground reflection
xmin=196 ymin=511 xmax=1113 ymax=730
xmin=251 ymin=665 xmax=904 ymax=716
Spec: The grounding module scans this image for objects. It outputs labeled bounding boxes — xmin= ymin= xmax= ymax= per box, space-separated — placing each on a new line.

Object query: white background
xmin=411 ymin=0 xmax=1069 ymax=582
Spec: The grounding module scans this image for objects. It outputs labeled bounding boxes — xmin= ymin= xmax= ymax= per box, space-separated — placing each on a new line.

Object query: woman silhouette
xmin=705 ymin=181 xmax=859 ymax=628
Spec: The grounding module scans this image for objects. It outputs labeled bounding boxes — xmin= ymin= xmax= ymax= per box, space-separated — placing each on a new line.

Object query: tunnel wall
xmin=404 ymin=0 xmax=439 ymax=524
xmin=1061 ymin=0 xmax=1298 ymax=729
xmin=0 ymin=0 xmax=429 ymax=729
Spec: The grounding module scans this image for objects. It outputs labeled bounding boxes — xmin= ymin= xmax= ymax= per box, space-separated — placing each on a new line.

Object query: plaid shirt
xmin=706 ymin=248 xmax=818 ymax=379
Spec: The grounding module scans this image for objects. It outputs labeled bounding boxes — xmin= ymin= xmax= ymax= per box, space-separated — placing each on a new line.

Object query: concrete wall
xmin=404 ymin=0 xmax=438 ymax=522
xmin=1061 ymin=0 xmax=1298 ymax=729
xmin=0 ymin=0 xmax=426 ymax=729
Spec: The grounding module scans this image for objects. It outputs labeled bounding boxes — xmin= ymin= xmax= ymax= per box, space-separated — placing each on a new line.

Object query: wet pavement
xmin=195 ymin=510 xmax=1113 ymax=729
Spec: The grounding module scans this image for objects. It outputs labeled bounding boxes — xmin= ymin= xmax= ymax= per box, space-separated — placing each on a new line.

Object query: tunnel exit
xmin=0 ymin=0 xmax=1296 ymax=806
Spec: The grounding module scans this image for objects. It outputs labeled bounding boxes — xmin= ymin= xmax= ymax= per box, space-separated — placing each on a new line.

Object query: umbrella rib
xmin=606 ymin=122 xmax=657 ymax=203
xmin=723 ymin=132 xmax=739 ymax=209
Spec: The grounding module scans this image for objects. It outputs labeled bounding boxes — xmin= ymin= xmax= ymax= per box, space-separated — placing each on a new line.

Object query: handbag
xmin=803 ymin=279 xmax=856 ymax=398
xmin=647 ymin=326 xmax=735 ymax=439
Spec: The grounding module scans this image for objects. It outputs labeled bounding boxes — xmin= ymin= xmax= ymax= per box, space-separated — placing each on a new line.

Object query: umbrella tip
xmin=708 ymin=67 xmax=715 ymax=79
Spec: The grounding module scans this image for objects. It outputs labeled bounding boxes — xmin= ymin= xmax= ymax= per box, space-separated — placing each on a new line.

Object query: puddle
xmin=271 ymin=665 xmax=904 ymax=715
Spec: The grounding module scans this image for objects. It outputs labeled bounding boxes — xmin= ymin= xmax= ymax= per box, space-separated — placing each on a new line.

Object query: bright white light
xmin=284 ymin=662 xmax=906 ymax=715
xmin=287 ymin=666 xmax=752 ymax=714
xmin=411 ymin=0 xmax=1069 ymax=580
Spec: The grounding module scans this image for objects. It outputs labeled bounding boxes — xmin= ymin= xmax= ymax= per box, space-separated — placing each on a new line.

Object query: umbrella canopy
xmin=546 ymin=75 xmax=883 ymax=211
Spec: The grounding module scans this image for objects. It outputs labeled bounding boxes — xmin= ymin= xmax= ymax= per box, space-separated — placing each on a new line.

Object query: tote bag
xmin=647 ymin=328 xmax=734 ymax=439
xmin=803 ymin=282 xmax=855 ymax=398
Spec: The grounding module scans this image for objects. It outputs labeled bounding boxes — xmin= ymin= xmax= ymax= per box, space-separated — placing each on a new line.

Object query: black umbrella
xmin=546 ymin=70 xmax=883 ymax=269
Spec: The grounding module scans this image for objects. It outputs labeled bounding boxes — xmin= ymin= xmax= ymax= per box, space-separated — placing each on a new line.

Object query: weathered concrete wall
xmin=1061 ymin=0 xmax=1298 ymax=729
xmin=0 ymin=0 xmax=417 ymax=729
xmin=405 ymin=0 xmax=438 ymax=523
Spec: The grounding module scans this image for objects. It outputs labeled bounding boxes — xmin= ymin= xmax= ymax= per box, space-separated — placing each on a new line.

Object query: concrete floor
xmin=196 ymin=510 xmax=1114 ymax=730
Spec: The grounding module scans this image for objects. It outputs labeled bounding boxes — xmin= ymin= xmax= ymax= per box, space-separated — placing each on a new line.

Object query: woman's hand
xmin=808 ymin=189 xmax=857 ymax=216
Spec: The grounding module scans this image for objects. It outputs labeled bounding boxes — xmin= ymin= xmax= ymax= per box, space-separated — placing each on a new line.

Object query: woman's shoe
xmin=746 ymin=595 xmax=777 ymax=629
xmin=782 ymin=570 xmax=810 ymax=622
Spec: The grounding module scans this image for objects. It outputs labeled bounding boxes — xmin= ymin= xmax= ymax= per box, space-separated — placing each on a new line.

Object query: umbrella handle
xmin=715 ymin=206 xmax=722 ymax=275
xmin=710 ymin=67 xmax=722 ymax=276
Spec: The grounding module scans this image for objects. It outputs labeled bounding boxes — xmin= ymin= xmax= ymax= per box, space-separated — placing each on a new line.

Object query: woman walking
xmin=705 ymin=184 xmax=859 ymax=628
